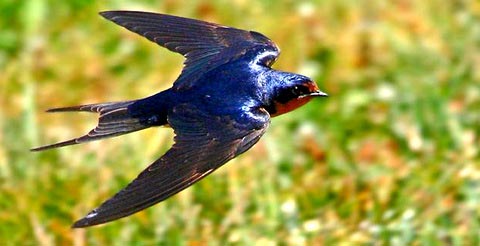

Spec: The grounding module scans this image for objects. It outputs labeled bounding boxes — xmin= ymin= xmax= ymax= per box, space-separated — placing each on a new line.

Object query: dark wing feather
xmin=100 ymin=11 xmax=280 ymax=90
xmin=72 ymin=104 xmax=270 ymax=227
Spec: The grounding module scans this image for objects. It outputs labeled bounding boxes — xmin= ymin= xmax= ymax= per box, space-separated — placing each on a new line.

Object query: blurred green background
xmin=1 ymin=0 xmax=479 ymax=245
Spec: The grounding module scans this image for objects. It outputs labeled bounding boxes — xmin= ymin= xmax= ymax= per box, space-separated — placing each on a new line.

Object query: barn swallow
xmin=32 ymin=11 xmax=327 ymax=228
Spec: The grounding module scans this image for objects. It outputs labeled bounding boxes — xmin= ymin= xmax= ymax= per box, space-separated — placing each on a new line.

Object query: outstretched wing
xmin=72 ymin=104 xmax=270 ymax=227
xmin=100 ymin=11 xmax=280 ymax=90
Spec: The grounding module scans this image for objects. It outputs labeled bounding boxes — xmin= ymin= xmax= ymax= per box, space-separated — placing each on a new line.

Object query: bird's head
xmin=266 ymin=73 xmax=327 ymax=117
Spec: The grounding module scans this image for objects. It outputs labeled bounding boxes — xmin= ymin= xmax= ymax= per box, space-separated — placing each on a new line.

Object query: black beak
xmin=310 ymin=90 xmax=328 ymax=97
xmin=300 ymin=90 xmax=328 ymax=98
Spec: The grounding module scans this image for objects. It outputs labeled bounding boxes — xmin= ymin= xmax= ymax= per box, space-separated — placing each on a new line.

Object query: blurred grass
xmin=1 ymin=0 xmax=479 ymax=245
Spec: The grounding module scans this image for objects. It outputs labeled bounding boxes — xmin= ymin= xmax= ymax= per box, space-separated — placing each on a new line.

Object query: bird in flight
xmin=32 ymin=11 xmax=327 ymax=228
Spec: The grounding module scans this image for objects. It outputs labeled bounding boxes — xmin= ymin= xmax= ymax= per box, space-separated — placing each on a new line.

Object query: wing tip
xmin=71 ymin=219 xmax=89 ymax=228
xmin=99 ymin=10 xmax=117 ymax=20
xmin=72 ymin=207 xmax=132 ymax=228
xmin=99 ymin=10 xmax=153 ymax=20
xmin=71 ymin=210 xmax=100 ymax=228
xmin=99 ymin=10 xmax=133 ymax=20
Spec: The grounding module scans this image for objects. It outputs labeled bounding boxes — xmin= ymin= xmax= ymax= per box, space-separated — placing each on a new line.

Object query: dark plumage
xmin=32 ymin=11 xmax=327 ymax=227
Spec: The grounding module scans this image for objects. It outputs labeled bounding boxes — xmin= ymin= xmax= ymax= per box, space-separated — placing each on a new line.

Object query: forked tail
xmin=31 ymin=100 xmax=148 ymax=151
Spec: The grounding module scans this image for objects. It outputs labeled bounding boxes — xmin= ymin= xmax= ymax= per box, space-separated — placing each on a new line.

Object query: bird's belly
xmin=270 ymin=97 xmax=312 ymax=117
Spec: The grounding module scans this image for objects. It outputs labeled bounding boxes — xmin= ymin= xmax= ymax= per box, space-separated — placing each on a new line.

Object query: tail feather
xmin=32 ymin=100 xmax=149 ymax=152
xmin=46 ymin=101 xmax=133 ymax=113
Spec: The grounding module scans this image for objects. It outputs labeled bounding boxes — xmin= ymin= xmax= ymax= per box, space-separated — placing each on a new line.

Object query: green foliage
xmin=1 ymin=0 xmax=479 ymax=245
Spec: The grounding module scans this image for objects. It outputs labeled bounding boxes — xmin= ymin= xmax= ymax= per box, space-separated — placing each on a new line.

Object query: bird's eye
xmin=291 ymin=86 xmax=303 ymax=96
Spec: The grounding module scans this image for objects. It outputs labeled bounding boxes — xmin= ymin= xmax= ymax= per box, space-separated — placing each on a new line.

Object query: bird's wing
xmin=72 ymin=104 xmax=270 ymax=227
xmin=100 ymin=11 xmax=280 ymax=90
